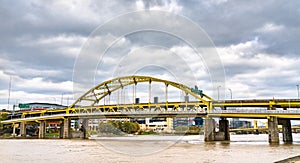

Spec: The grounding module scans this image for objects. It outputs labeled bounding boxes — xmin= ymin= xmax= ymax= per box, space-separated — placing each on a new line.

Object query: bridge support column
xmin=20 ymin=122 xmax=26 ymax=136
xmin=39 ymin=121 xmax=46 ymax=139
xmin=166 ymin=118 xmax=173 ymax=132
xmin=216 ymin=119 xmax=230 ymax=141
xmin=59 ymin=122 xmax=63 ymax=138
xmin=82 ymin=119 xmax=89 ymax=139
xmin=204 ymin=118 xmax=215 ymax=141
xmin=12 ymin=123 xmax=16 ymax=137
xmin=268 ymin=116 xmax=279 ymax=143
xmin=279 ymin=119 xmax=293 ymax=143
xmin=63 ymin=118 xmax=71 ymax=139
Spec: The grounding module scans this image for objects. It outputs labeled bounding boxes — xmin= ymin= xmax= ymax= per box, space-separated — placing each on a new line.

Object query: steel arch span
xmin=70 ymin=75 xmax=213 ymax=109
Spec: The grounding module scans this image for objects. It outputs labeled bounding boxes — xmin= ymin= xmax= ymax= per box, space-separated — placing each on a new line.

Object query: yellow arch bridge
xmin=2 ymin=75 xmax=300 ymax=143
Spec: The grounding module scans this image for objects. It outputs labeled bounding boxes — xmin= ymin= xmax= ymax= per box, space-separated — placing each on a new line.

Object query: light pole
xmin=61 ymin=93 xmax=64 ymax=105
xmin=217 ymin=86 xmax=221 ymax=100
xmin=297 ymin=85 xmax=299 ymax=99
xmin=228 ymin=88 xmax=232 ymax=100
xmin=14 ymin=99 xmax=20 ymax=113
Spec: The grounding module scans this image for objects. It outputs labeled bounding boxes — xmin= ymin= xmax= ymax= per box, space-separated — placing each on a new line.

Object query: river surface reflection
xmin=1 ymin=134 xmax=300 ymax=163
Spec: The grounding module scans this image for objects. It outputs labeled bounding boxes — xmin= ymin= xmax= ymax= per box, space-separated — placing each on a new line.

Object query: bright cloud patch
xmin=257 ymin=23 xmax=285 ymax=33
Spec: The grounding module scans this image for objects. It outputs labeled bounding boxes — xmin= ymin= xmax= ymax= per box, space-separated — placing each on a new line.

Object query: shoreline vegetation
xmin=0 ymin=119 xmax=263 ymax=139
xmin=0 ymin=129 xmax=204 ymax=138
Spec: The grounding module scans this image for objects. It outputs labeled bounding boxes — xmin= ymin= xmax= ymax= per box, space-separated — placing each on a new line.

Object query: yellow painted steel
xmin=69 ymin=75 xmax=213 ymax=109
xmin=230 ymin=126 xmax=300 ymax=132
xmin=68 ymin=102 xmax=205 ymax=114
xmin=254 ymin=120 xmax=258 ymax=129
xmin=207 ymin=113 xmax=300 ymax=119
xmin=8 ymin=99 xmax=300 ymax=123
xmin=213 ymin=99 xmax=300 ymax=108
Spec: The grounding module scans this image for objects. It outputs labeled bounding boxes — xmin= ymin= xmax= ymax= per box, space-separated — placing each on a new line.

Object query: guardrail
xmin=208 ymin=109 xmax=300 ymax=114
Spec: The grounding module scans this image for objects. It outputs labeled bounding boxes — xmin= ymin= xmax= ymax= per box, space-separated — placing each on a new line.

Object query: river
xmin=1 ymin=134 xmax=300 ymax=163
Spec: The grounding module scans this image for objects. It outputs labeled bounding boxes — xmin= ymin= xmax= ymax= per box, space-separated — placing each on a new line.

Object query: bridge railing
xmin=209 ymin=109 xmax=300 ymax=114
xmin=69 ymin=109 xmax=207 ymax=115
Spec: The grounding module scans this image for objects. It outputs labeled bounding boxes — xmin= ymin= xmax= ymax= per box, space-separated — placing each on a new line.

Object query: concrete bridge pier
xmin=268 ymin=116 xmax=279 ymax=143
xmin=20 ymin=114 xmax=26 ymax=136
xmin=39 ymin=121 xmax=46 ymax=139
xmin=204 ymin=117 xmax=230 ymax=141
xmin=279 ymin=119 xmax=293 ymax=142
xmin=216 ymin=118 xmax=230 ymax=141
xmin=59 ymin=122 xmax=63 ymax=138
xmin=82 ymin=119 xmax=89 ymax=139
xmin=12 ymin=123 xmax=16 ymax=137
xmin=204 ymin=118 xmax=215 ymax=141
xmin=20 ymin=122 xmax=26 ymax=136
xmin=63 ymin=118 xmax=71 ymax=139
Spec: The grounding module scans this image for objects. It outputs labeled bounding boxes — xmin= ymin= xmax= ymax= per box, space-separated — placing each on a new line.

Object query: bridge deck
xmin=3 ymin=109 xmax=300 ymax=124
xmin=2 ymin=99 xmax=300 ymax=124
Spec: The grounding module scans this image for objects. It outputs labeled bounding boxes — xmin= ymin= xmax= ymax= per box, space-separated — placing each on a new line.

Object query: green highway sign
xmin=191 ymin=85 xmax=203 ymax=97
xmin=18 ymin=103 xmax=30 ymax=108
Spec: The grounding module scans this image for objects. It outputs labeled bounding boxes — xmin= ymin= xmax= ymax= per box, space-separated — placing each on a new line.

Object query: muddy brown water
xmin=1 ymin=134 xmax=300 ymax=163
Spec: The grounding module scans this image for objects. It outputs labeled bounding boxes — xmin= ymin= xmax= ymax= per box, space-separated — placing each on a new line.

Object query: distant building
xmin=173 ymin=118 xmax=189 ymax=130
xmin=89 ymin=119 xmax=99 ymax=130
xmin=230 ymin=119 xmax=251 ymax=128
xmin=132 ymin=117 xmax=173 ymax=132
xmin=172 ymin=117 xmax=204 ymax=130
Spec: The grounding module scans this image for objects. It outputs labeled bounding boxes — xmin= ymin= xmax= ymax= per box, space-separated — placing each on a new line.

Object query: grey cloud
xmin=180 ymin=0 xmax=300 ymax=55
xmin=0 ymin=0 xmax=300 ymax=106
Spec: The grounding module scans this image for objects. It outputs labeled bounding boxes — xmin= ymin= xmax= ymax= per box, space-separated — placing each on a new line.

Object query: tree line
xmin=98 ymin=121 xmax=140 ymax=135
xmin=0 ymin=114 xmax=8 ymax=130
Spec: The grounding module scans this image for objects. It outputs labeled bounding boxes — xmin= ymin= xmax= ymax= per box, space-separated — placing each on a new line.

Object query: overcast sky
xmin=0 ymin=0 xmax=300 ymax=109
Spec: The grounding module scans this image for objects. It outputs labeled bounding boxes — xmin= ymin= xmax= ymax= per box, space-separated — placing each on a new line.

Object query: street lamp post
xmin=228 ymin=88 xmax=234 ymax=128
xmin=297 ymin=85 xmax=299 ymax=99
xmin=217 ymin=86 xmax=221 ymax=100
xmin=228 ymin=88 xmax=232 ymax=100
xmin=61 ymin=93 xmax=64 ymax=105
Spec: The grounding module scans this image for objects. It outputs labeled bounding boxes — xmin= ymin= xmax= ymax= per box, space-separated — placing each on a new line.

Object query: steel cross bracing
xmin=6 ymin=98 xmax=300 ymax=123
xmin=68 ymin=101 xmax=206 ymax=114
xmin=4 ymin=109 xmax=300 ymax=124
